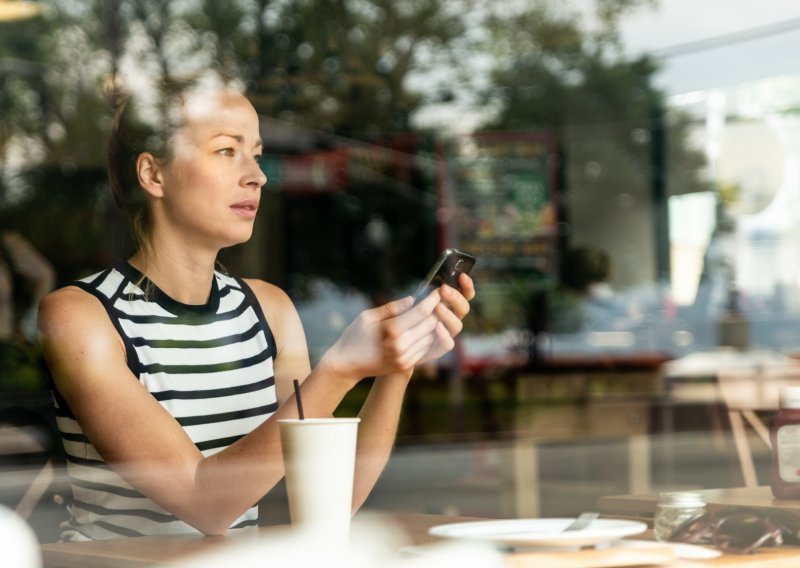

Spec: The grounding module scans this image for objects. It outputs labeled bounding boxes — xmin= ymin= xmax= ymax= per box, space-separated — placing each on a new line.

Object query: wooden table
xmin=40 ymin=508 xmax=800 ymax=568
xmin=39 ymin=513 xmax=472 ymax=568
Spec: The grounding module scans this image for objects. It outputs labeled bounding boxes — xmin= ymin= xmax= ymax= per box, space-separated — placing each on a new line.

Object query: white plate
xmin=429 ymin=518 xmax=648 ymax=548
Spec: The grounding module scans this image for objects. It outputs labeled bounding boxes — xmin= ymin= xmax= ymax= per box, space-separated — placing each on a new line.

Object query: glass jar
xmin=771 ymin=387 xmax=800 ymax=499
xmin=654 ymin=491 xmax=706 ymax=542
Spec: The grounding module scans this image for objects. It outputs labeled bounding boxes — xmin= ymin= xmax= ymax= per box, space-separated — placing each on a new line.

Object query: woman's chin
xmin=220 ymin=228 xmax=255 ymax=249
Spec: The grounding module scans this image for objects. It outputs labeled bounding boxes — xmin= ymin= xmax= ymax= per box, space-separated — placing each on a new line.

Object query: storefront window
xmin=2 ymin=0 xmax=800 ymax=546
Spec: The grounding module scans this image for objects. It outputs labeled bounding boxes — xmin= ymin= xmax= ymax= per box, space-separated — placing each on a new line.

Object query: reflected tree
xmin=0 ymin=0 xmax=709 ymax=290
xmin=1 ymin=0 xmax=478 ymax=285
xmin=0 ymin=3 xmax=111 ymax=281
xmin=242 ymin=0 xmax=472 ymax=137
xmin=482 ymin=0 xmax=707 ymax=288
xmin=1 ymin=0 xmax=477 ymax=176
xmin=469 ymin=0 xmax=709 ymax=360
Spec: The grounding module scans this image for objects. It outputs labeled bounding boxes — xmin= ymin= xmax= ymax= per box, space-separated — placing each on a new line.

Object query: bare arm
xmin=350 ymin=274 xmax=476 ymax=511
xmin=350 ymin=371 xmax=412 ymax=511
xmin=238 ymin=276 xmax=475 ymax=515
xmin=39 ymin=280 xmax=448 ymax=535
xmin=38 ymin=286 xmax=349 ymax=535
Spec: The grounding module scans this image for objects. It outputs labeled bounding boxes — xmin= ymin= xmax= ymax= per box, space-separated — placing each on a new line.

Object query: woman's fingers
xmin=397 ymin=329 xmax=438 ymax=369
xmin=430 ymin=277 xmax=473 ymax=341
xmin=417 ymin=322 xmax=455 ymax=364
xmin=434 ymin=302 xmax=464 ymax=338
xmin=335 ymin=277 xmax=473 ymax=377
xmin=382 ymin=312 xmax=438 ymax=361
xmin=433 ymin=320 xmax=455 ymax=352
xmin=381 ymin=289 xmax=439 ymax=337
xmin=457 ymin=273 xmax=476 ymax=301
xmin=368 ymin=295 xmax=414 ymax=322
xmin=380 ymin=293 xmax=451 ymax=371
xmin=439 ymin=283 xmax=471 ymax=320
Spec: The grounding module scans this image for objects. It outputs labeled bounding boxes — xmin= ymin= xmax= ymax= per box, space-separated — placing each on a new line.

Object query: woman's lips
xmin=231 ymin=199 xmax=258 ymax=219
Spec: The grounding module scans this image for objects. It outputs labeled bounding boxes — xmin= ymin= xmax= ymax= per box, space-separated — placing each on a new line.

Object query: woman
xmin=37 ymin=73 xmax=474 ymax=540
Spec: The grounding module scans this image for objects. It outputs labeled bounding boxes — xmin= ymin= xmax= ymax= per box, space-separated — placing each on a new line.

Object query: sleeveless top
xmin=50 ymin=262 xmax=279 ymax=540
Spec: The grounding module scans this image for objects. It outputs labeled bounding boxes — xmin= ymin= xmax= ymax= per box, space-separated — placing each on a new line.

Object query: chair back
xmin=717 ymin=366 xmax=800 ymax=412
xmin=716 ymin=364 xmax=800 ymax=487
xmin=0 ymin=404 xmax=66 ymax=543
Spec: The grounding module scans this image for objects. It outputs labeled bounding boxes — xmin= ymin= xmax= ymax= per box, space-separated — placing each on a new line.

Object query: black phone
xmin=414 ymin=248 xmax=476 ymax=302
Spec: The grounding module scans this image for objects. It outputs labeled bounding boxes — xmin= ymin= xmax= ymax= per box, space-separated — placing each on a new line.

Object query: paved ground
xmin=362 ymin=428 xmax=766 ymax=519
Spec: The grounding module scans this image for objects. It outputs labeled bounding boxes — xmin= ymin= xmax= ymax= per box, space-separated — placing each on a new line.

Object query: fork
xmin=563 ymin=511 xmax=599 ymax=532
xmin=495 ymin=511 xmax=601 ymax=537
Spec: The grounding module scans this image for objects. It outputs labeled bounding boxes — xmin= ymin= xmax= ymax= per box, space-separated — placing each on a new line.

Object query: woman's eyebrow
xmin=211 ymin=133 xmax=263 ymax=149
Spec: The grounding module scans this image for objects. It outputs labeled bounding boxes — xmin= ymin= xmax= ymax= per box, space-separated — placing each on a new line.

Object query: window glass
xmin=1 ymin=0 xmax=798 ymax=544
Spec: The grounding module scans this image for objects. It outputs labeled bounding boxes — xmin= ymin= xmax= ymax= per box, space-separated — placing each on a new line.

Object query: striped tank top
xmin=50 ymin=262 xmax=278 ymax=540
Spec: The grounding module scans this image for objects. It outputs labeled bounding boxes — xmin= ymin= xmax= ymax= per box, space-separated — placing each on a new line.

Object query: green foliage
xmin=0 ymin=166 xmax=111 ymax=284
xmin=0 ymin=0 xmax=708 ymax=293
xmin=245 ymin=0 xmax=470 ymax=136
xmin=0 ymin=340 xmax=47 ymax=392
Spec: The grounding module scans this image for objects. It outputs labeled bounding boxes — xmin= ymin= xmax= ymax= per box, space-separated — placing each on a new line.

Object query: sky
xmin=411 ymin=0 xmax=800 ymax=131
xmin=618 ymin=0 xmax=800 ymax=95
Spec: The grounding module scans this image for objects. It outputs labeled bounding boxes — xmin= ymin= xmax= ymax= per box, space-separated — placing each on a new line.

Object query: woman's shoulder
xmin=240 ymin=278 xmax=302 ymax=326
xmin=40 ymin=283 xmax=102 ymax=309
xmin=38 ymin=284 xmax=127 ymax=395
xmin=241 ymin=278 xmax=294 ymax=309
xmin=38 ymin=284 xmax=112 ymax=340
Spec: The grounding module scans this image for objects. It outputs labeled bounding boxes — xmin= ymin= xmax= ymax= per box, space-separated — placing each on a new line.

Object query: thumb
xmin=371 ymin=296 xmax=414 ymax=320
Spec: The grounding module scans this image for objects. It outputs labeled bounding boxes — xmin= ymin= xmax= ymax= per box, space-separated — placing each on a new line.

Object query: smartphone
xmin=414 ymin=248 xmax=476 ymax=302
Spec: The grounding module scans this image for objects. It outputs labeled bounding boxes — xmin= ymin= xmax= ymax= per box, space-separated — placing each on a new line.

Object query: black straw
xmin=293 ymin=379 xmax=305 ymax=420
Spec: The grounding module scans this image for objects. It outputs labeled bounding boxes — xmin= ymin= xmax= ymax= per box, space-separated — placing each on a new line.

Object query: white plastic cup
xmin=0 ymin=506 xmax=41 ymax=568
xmin=278 ymin=417 xmax=360 ymax=547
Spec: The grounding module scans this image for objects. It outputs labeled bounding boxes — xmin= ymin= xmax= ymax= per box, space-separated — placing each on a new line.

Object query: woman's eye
xmin=217 ymin=148 xmax=235 ymax=157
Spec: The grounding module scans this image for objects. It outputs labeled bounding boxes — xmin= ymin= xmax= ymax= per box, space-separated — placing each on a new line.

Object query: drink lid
xmin=656 ymin=491 xmax=706 ymax=508
xmin=779 ymin=387 xmax=800 ymax=409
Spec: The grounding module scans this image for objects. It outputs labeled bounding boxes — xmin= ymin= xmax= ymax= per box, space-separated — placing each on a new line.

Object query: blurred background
xmin=2 ymin=0 xmax=800 ymax=543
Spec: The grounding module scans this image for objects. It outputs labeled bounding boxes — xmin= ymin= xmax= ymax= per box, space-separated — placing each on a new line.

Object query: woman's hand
xmin=319 ymin=272 xmax=475 ymax=383
xmin=417 ymin=272 xmax=475 ymax=364
xmin=320 ymin=290 xmax=444 ymax=383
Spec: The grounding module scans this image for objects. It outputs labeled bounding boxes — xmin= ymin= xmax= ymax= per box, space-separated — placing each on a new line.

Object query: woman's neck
xmin=129 ymin=245 xmax=218 ymax=306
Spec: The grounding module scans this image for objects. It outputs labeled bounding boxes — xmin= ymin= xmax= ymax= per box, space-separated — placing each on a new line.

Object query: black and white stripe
xmin=51 ymin=262 xmax=277 ymax=540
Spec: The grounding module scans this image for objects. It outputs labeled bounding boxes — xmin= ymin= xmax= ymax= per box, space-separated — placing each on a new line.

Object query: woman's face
xmin=155 ymin=88 xmax=267 ymax=250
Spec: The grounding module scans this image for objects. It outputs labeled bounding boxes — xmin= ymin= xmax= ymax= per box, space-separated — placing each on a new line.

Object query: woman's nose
xmin=246 ymin=156 xmax=268 ymax=188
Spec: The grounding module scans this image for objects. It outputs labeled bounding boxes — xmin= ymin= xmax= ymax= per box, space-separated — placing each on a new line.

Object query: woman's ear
xmin=136 ymin=152 xmax=165 ymax=198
